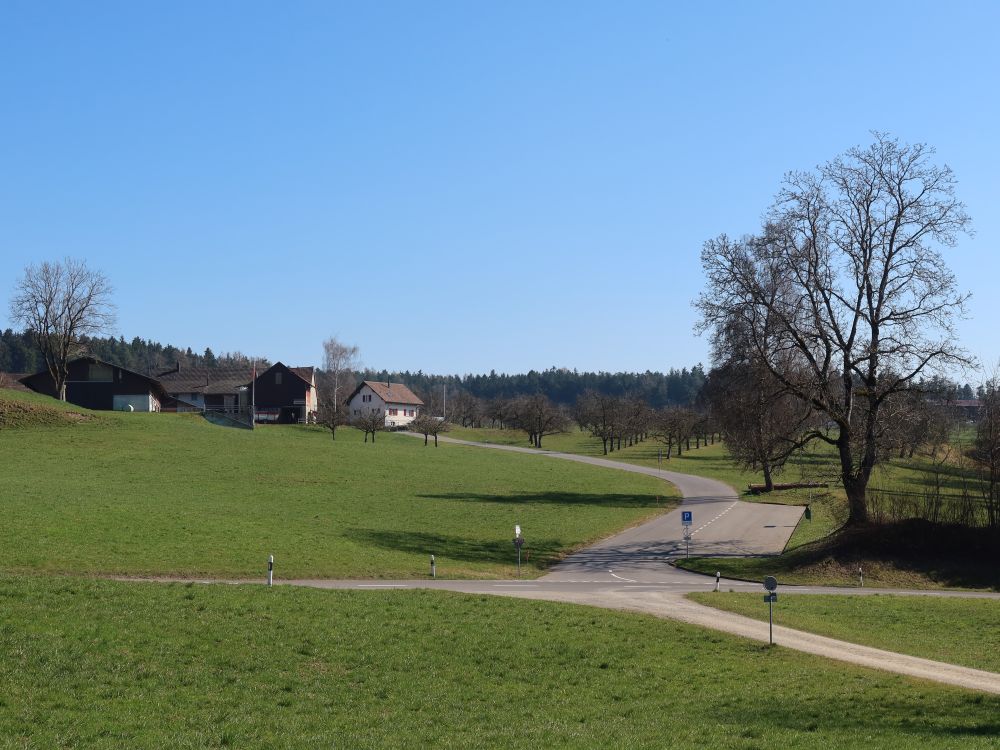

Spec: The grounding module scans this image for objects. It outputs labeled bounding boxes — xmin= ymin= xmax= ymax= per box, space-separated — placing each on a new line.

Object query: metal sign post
xmin=763 ymin=576 xmax=778 ymax=644
xmin=681 ymin=511 xmax=693 ymax=558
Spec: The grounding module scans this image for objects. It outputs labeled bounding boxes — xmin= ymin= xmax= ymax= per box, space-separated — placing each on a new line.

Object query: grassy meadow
xmin=1 ymin=575 xmax=997 ymax=749
xmin=0 ymin=390 xmax=676 ymax=579
xmin=688 ymin=592 xmax=1000 ymax=673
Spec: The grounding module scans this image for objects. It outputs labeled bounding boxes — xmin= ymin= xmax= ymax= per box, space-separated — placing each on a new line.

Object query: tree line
xmin=0 ymin=328 xmax=267 ymax=377
xmin=361 ymin=365 xmax=707 ymax=409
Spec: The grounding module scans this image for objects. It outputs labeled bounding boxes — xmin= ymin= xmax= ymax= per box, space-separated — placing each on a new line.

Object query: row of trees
xmin=360 ymin=365 xmax=708 ymax=409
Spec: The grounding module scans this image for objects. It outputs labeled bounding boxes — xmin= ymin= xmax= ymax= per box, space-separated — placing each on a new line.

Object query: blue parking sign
xmin=681 ymin=511 xmax=693 ymax=526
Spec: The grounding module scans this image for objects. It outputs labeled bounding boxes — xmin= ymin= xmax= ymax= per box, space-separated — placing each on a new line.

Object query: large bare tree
xmin=10 ymin=258 xmax=116 ymax=401
xmin=319 ymin=336 xmax=359 ymax=440
xmin=697 ymin=135 xmax=972 ymax=524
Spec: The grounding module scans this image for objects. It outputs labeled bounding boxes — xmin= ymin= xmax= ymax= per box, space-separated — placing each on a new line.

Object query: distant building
xmin=252 ymin=362 xmax=318 ymax=424
xmin=19 ymin=357 xmax=167 ymax=412
xmin=346 ymin=380 xmax=423 ymax=428
xmin=157 ymin=364 xmax=252 ymax=414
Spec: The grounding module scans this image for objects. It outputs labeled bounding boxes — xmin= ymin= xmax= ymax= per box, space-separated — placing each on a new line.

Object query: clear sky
xmin=2 ymin=1 xmax=997 ymax=377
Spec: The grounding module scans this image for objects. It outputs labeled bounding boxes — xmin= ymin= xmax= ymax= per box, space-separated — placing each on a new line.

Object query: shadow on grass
xmin=342 ymin=528 xmax=566 ymax=567
xmin=723 ymin=694 xmax=1000 ymax=740
xmin=415 ymin=491 xmax=664 ymax=508
xmin=685 ymin=520 xmax=1000 ymax=590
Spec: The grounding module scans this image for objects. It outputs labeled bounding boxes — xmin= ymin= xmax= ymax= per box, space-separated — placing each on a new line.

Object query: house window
xmin=275 ymin=372 xmax=282 ymax=385
xmin=388 ymin=408 xmax=398 ymax=416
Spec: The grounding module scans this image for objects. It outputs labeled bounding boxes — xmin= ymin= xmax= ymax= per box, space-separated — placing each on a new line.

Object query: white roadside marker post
xmin=513 ymin=524 xmax=524 ymax=578
xmin=430 ymin=554 xmax=436 ymax=578
xmin=715 ymin=571 xmax=721 ymax=592
xmin=268 ymin=554 xmax=274 ymax=587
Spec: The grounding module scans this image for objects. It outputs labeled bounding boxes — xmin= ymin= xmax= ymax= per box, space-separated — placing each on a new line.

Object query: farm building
xmin=346 ymin=380 xmax=423 ymax=428
xmin=157 ymin=364 xmax=253 ymax=414
xmin=19 ymin=357 xmax=167 ymax=412
xmin=252 ymin=362 xmax=318 ymax=424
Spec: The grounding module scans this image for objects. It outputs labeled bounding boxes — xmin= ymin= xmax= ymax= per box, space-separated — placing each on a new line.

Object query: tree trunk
xmin=843 ymin=478 xmax=869 ymax=524
xmin=424 ymin=433 xmax=428 ymax=446
xmin=762 ymin=462 xmax=774 ymax=492
xmin=601 ymin=438 xmax=608 ymax=455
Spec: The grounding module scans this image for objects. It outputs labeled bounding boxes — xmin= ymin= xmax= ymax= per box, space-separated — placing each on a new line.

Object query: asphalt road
xmin=409 ymin=433 xmax=805 ymax=584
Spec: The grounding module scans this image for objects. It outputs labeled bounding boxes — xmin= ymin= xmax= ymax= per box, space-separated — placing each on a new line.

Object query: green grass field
xmin=688 ymin=592 xmax=1000 ymax=673
xmin=2 ymin=575 xmax=997 ymax=749
xmin=0 ymin=390 xmax=677 ymax=579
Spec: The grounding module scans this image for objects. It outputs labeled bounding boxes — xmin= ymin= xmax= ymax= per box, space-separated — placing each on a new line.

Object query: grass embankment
xmin=688 ymin=592 xmax=1000 ymax=673
xmin=2 ymin=576 xmax=997 ymax=749
xmin=0 ymin=390 xmax=675 ymax=579
xmin=0 ymin=388 xmax=106 ymax=428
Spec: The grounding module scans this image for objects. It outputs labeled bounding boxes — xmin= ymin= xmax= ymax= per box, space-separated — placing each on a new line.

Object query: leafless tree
xmin=448 ymin=390 xmax=482 ymax=428
xmin=704 ymin=362 xmax=814 ymax=492
xmin=411 ymin=413 xmax=450 ymax=446
xmin=697 ymin=135 xmax=972 ymax=524
xmin=511 ymin=394 xmax=566 ymax=449
xmin=10 ymin=258 xmax=116 ymax=401
xmin=651 ymin=406 xmax=697 ymax=458
xmin=319 ymin=337 xmax=359 ymax=440
xmin=575 ymin=391 xmax=619 ymax=454
xmin=353 ymin=410 xmax=385 ymax=443
xmin=486 ymin=397 xmax=514 ymax=429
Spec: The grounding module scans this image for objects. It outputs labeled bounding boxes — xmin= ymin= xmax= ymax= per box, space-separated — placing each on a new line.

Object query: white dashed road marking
xmin=692 ymin=501 xmax=737 ymax=535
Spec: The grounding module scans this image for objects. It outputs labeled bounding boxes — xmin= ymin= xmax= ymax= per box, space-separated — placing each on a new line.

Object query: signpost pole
xmin=769 ymin=596 xmax=773 ymax=645
xmin=763 ymin=576 xmax=778 ymax=645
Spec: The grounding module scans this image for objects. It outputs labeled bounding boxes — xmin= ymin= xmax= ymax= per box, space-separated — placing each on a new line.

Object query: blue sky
xmin=2 ymin=2 xmax=997 ymax=377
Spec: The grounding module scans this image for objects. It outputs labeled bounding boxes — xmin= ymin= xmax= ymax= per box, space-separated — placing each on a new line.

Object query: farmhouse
xmin=347 ymin=380 xmax=423 ymax=428
xmin=252 ymin=362 xmax=318 ymax=424
xmin=157 ymin=364 xmax=253 ymax=414
xmin=20 ymin=356 xmax=167 ymax=412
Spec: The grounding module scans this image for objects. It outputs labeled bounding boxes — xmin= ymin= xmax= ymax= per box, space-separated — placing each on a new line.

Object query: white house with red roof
xmin=346 ymin=380 xmax=424 ymax=428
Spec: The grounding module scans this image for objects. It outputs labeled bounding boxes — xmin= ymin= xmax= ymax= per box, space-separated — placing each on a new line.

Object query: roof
xmin=255 ymin=362 xmax=314 ymax=388
xmin=157 ymin=366 xmax=252 ymax=395
xmin=352 ymin=380 xmax=424 ymax=406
